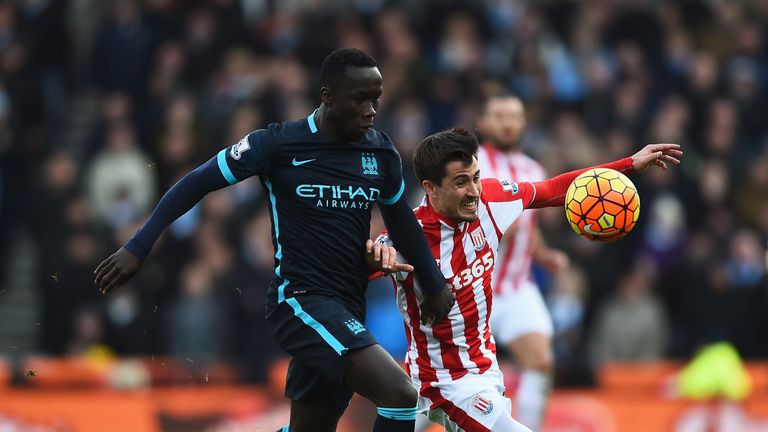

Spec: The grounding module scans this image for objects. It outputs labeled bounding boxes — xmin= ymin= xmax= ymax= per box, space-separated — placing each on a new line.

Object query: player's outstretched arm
xmin=94 ymin=156 xmax=231 ymax=294
xmin=379 ymin=196 xmax=455 ymax=325
xmin=527 ymin=143 xmax=682 ymax=209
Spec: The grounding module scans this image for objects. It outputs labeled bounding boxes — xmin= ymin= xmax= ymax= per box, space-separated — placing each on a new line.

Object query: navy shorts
xmin=266 ymin=295 xmax=377 ymax=415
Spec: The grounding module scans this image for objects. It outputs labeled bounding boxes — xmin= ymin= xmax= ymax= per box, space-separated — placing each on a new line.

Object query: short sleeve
xmin=216 ymin=129 xmax=275 ymax=184
xmin=481 ymin=178 xmax=536 ymax=233
xmin=378 ymin=147 xmax=405 ymax=206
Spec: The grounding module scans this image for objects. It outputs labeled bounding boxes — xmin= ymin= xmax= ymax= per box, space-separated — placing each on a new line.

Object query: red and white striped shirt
xmin=380 ymin=158 xmax=634 ymax=394
xmin=477 ymin=144 xmax=546 ymax=295
xmin=385 ymin=178 xmax=534 ymax=393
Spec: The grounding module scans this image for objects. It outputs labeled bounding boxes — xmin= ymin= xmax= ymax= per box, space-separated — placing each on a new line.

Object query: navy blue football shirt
xmin=217 ymin=110 xmax=405 ymax=310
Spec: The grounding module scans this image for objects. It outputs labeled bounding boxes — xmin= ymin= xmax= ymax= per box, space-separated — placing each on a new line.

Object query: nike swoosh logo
xmin=292 ymin=158 xmax=316 ymax=166
xmin=583 ymin=224 xmax=620 ymax=237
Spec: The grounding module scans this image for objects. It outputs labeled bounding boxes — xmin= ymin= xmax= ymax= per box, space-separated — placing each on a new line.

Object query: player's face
xmin=428 ymin=157 xmax=482 ymax=223
xmin=480 ymin=97 xmax=526 ymax=150
xmin=326 ymin=66 xmax=383 ymax=141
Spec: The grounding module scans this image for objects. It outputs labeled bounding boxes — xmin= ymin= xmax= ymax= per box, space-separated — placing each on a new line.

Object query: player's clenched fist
xmin=419 ymin=284 xmax=456 ymax=326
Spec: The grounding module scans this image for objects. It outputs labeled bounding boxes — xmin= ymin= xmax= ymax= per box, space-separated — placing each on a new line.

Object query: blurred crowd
xmin=0 ymin=0 xmax=767 ymax=386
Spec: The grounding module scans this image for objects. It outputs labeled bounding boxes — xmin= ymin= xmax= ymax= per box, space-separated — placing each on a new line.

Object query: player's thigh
xmin=344 ymin=343 xmax=417 ymax=407
xmin=489 ymin=282 xmax=553 ymax=345
xmin=284 ymin=358 xmax=353 ymax=420
xmin=266 ymin=295 xmax=378 ymax=413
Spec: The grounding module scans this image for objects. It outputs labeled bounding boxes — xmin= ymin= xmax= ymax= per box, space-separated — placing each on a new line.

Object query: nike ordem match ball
xmin=564 ymin=168 xmax=639 ymax=243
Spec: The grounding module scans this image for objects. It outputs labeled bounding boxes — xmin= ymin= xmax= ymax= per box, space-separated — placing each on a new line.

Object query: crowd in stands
xmin=0 ymin=0 xmax=766 ymax=386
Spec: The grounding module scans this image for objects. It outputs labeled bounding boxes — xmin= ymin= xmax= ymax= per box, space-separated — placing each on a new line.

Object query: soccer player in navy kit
xmin=94 ymin=49 xmax=455 ymax=432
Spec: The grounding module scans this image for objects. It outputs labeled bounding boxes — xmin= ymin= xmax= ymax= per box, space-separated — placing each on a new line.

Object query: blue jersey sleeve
xmin=216 ymin=128 xmax=276 ymax=184
xmin=124 ymin=156 xmax=230 ymax=260
xmin=377 ymin=140 xmax=406 ymax=206
xmin=380 ymin=196 xmax=446 ymax=297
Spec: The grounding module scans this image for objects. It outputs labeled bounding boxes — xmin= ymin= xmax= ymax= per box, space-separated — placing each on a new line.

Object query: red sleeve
xmin=527 ymin=157 xmax=634 ymax=209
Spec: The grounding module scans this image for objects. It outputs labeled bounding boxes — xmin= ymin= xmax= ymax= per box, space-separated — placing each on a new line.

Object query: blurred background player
xmin=476 ymin=94 xmax=568 ymax=430
xmin=384 ymin=127 xmax=681 ymax=432
xmin=94 ymin=48 xmax=455 ymax=432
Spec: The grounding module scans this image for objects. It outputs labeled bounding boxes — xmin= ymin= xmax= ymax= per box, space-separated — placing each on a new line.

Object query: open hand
xmin=365 ymin=239 xmax=415 ymax=274
xmin=94 ymin=247 xmax=141 ymax=295
xmin=631 ymin=143 xmax=683 ymax=172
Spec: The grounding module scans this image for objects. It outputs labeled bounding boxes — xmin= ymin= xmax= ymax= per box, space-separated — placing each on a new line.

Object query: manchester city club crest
xmin=361 ymin=153 xmax=378 ymax=176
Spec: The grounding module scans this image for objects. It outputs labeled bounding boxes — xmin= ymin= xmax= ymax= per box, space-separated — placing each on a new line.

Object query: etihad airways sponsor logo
xmin=296 ymin=184 xmax=381 ymax=209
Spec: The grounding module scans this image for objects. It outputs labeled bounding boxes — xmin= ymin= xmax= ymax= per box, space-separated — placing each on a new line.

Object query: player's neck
xmin=426 ymin=196 xmax=463 ymax=228
xmin=315 ymin=105 xmax=341 ymax=141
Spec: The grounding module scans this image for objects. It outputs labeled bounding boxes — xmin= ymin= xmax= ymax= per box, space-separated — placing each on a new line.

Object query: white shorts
xmin=418 ymin=369 xmax=512 ymax=432
xmin=489 ymin=280 xmax=553 ymax=345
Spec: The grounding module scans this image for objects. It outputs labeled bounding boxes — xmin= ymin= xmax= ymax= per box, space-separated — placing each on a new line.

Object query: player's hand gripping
xmin=631 ymin=143 xmax=683 ymax=172
xmin=365 ymin=239 xmax=415 ymax=274
xmin=419 ymin=284 xmax=456 ymax=326
xmin=94 ymin=247 xmax=141 ymax=295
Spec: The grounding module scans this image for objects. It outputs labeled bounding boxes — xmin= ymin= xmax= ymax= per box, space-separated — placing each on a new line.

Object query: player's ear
xmin=422 ymin=179 xmax=436 ymax=197
xmin=321 ymin=86 xmax=333 ymax=107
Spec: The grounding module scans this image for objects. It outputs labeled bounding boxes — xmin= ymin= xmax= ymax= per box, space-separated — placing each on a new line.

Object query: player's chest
xmin=437 ymin=221 xmax=497 ymax=292
xmin=271 ymin=147 xmax=388 ymax=208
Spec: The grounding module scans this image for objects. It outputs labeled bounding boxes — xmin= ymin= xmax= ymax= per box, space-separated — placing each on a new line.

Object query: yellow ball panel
xmin=598 ymin=213 xmax=615 ymax=229
xmin=609 ymin=178 xmax=627 ymax=194
xmin=573 ymin=175 xmax=594 ymax=188
xmin=573 ymin=185 xmax=589 ymax=203
xmin=598 ymin=170 xmax=620 ymax=180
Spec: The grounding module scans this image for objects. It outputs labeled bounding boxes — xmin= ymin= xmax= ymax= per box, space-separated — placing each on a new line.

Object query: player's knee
xmin=518 ymin=343 xmax=554 ymax=372
xmin=379 ymin=378 xmax=418 ymax=407
xmin=530 ymin=348 xmax=554 ymax=373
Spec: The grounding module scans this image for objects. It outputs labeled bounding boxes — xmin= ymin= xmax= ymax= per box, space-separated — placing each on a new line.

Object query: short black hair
xmin=413 ymin=127 xmax=479 ymax=184
xmin=319 ymin=48 xmax=378 ymax=88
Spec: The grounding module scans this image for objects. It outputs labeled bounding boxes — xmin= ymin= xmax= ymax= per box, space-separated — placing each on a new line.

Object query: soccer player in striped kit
xmin=476 ymin=95 xmax=567 ymax=430
xmin=377 ymin=128 xmax=681 ymax=431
